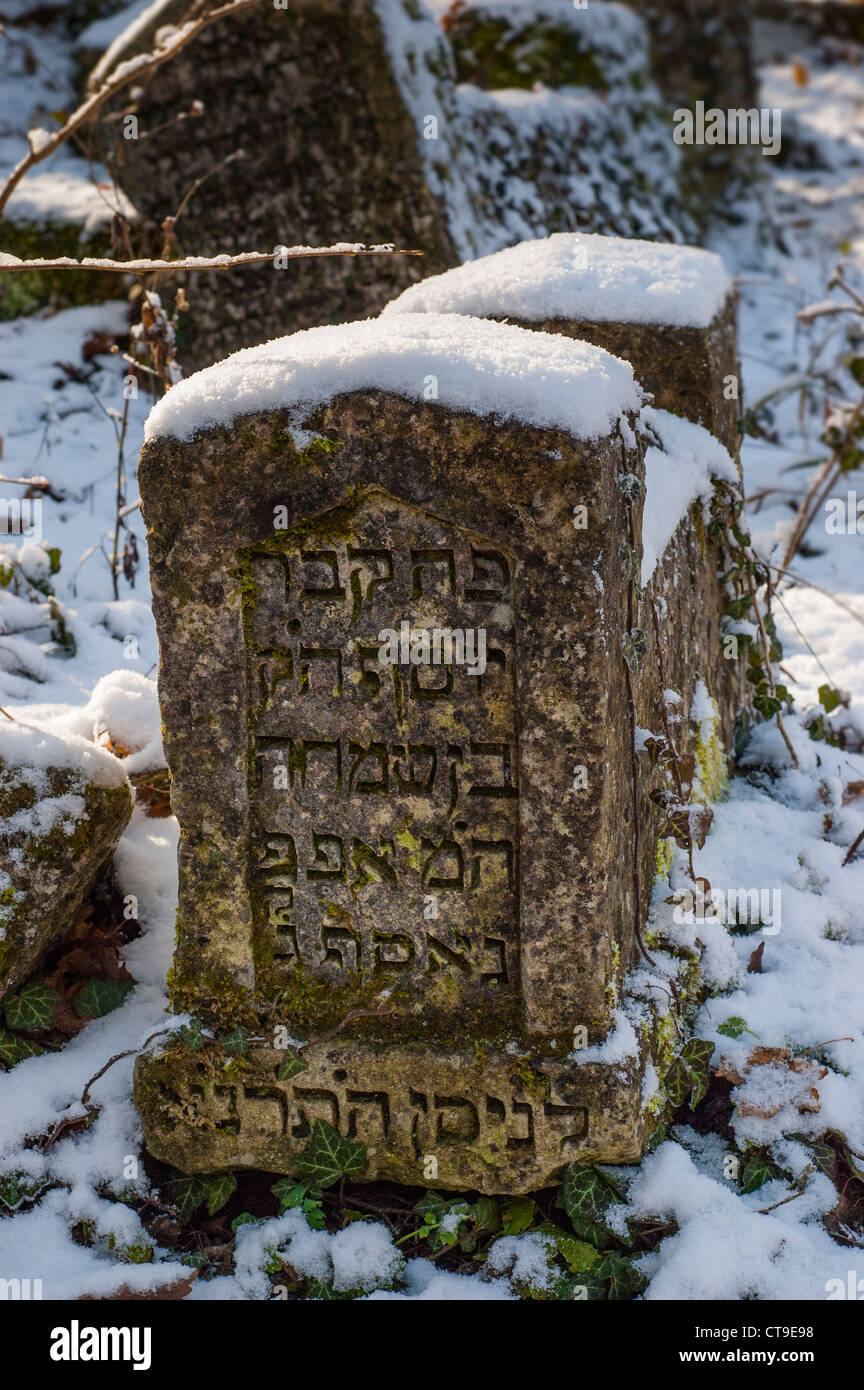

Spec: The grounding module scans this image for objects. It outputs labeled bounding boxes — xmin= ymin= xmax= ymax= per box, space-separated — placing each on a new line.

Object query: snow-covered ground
xmin=1 ymin=11 xmax=863 ymax=1299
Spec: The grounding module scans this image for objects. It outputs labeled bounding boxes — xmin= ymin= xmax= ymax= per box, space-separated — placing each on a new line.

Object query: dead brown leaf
xmin=79 ymin=1272 xmax=197 ymax=1301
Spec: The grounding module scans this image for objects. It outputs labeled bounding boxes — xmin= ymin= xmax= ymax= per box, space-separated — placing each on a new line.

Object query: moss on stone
xmin=447 ymin=14 xmax=607 ymax=91
xmin=0 ymin=760 xmax=132 ymax=999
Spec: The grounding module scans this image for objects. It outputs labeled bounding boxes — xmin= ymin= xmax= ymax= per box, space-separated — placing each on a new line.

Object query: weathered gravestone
xmin=0 ymin=721 xmax=132 ymax=1001
xmin=384 ymin=232 xmax=747 ymax=758
xmin=133 ymin=312 xmax=733 ymax=1192
xmin=384 ymin=232 xmax=740 ymax=453
xmin=82 ymin=0 xmax=688 ymax=368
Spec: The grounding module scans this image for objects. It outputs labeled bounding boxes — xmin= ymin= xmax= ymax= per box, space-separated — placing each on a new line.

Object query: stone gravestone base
xmin=134 ymin=312 xmax=734 ymax=1192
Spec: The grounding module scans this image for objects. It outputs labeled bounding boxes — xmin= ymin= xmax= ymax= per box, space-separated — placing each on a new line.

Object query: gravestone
xmin=83 ymin=0 xmax=689 ymax=369
xmin=384 ymin=232 xmax=747 ymax=761
xmin=384 ymin=232 xmax=741 ymax=454
xmin=0 ymin=722 xmax=132 ymax=1000
xmin=134 ymin=313 xmax=720 ymax=1192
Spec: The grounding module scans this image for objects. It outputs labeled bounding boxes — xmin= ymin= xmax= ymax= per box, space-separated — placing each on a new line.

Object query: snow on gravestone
xmin=135 ymin=314 xmax=712 ymax=1192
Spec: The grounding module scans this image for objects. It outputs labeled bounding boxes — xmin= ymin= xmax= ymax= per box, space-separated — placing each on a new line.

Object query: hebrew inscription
xmin=242 ymin=490 xmax=521 ymax=1023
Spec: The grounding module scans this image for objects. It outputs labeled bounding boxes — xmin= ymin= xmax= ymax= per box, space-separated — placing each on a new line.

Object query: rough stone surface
xmin=0 ymin=747 xmax=133 ymax=1001
xmin=398 ymin=259 xmax=745 ymax=821
xmin=379 ymin=242 xmax=745 ymax=756
xmin=503 ymin=298 xmax=740 ymax=457
xmin=134 ymin=1030 xmax=656 ymax=1191
xmin=87 ymin=0 xmax=456 ymax=370
xmin=138 ymin=394 xmax=642 ymax=1041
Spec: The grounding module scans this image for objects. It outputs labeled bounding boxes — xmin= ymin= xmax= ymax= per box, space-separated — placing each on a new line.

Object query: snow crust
xmin=144 ymin=313 xmax=642 ymax=445
xmin=383 ymin=233 xmax=732 ymax=330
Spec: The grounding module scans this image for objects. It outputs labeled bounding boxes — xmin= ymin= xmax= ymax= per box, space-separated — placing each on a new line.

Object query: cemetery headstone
xmin=84 ymin=0 xmax=689 ymax=368
xmin=0 ymin=722 xmax=132 ymax=1000
xmin=134 ymin=312 xmax=733 ymax=1191
xmin=384 ymin=232 xmax=741 ymax=454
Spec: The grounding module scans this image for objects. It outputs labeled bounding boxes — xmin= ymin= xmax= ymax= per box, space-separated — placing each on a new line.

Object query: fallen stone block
xmin=0 ymin=719 xmax=133 ymax=1000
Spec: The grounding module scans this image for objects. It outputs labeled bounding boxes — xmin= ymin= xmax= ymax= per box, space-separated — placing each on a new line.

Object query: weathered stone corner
xmin=535 ymin=295 xmax=740 ymax=457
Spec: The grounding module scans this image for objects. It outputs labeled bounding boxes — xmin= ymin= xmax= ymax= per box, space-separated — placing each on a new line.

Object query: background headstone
xmin=81 ymin=0 xmax=690 ymax=367
xmin=384 ymin=232 xmax=741 ymax=454
xmin=384 ymin=231 xmax=748 ymax=798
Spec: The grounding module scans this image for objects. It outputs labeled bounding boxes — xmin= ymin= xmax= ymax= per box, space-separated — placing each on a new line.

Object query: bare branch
xmin=0 ymin=244 xmax=420 ymax=274
xmin=0 ymin=472 xmax=65 ymax=499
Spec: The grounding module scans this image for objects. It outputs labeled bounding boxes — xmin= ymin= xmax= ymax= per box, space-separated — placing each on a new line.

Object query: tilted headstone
xmin=134 ymin=313 xmax=729 ymax=1192
xmin=84 ymin=0 xmax=688 ymax=368
xmin=0 ymin=722 xmax=132 ymax=1001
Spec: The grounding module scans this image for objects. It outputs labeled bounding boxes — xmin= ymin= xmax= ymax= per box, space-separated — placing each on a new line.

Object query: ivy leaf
xmin=165 ymin=1174 xmax=208 ymax=1222
xmin=818 ymin=684 xmax=842 ymax=714
xmin=231 ymin=1212 xmax=258 ymax=1232
xmin=4 ymin=982 xmax=60 ymax=1033
xmin=500 ymin=1196 xmax=535 ymax=1236
xmin=73 ymin=978 xmax=133 ymax=1019
xmin=560 ymin=1273 xmax=609 ymax=1300
xmin=301 ymin=1197 xmax=326 ymax=1231
xmin=293 ymin=1119 xmax=367 ymax=1193
xmin=413 ymin=1189 xmax=450 ymax=1220
xmin=753 ymin=693 xmax=782 ymax=719
xmin=272 ymin=1178 xmax=309 ymax=1211
xmin=304 ymin=1278 xmax=344 ymax=1300
xmin=0 ymin=1029 xmax=44 ymax=1067
xmin=179 ymin=1019 xmax=206 ymax=1051
xmin=664 ymin=1038 xmax=714 ymax=1110
xmin=740 ymin=1156 xmax=775 ymax=1194
xmin=469 ymin=1197 xmax=500 ymax=1233
xmin=205 ymin=1173 xmax=237 ymax=1217
xmin=276 ymin=1051 xmax=308 ymax=1080
xmin=622 ymin=628 xmax=647 ymax=674
xmin=561 ymin=1165 xmax=619 ymax=1246
xmin=538 ymin=1224 xmax=600 ymax=1273
xmin=595 ymin=1252 xmax=648 ymax=1300
xmin=727 ymin=595 xmax=753 ymax=621
xmin=791 ymin=1135 xmax=839 ymax=1181
xmin=220 ymin=1026 xmax=249 ymax=1056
